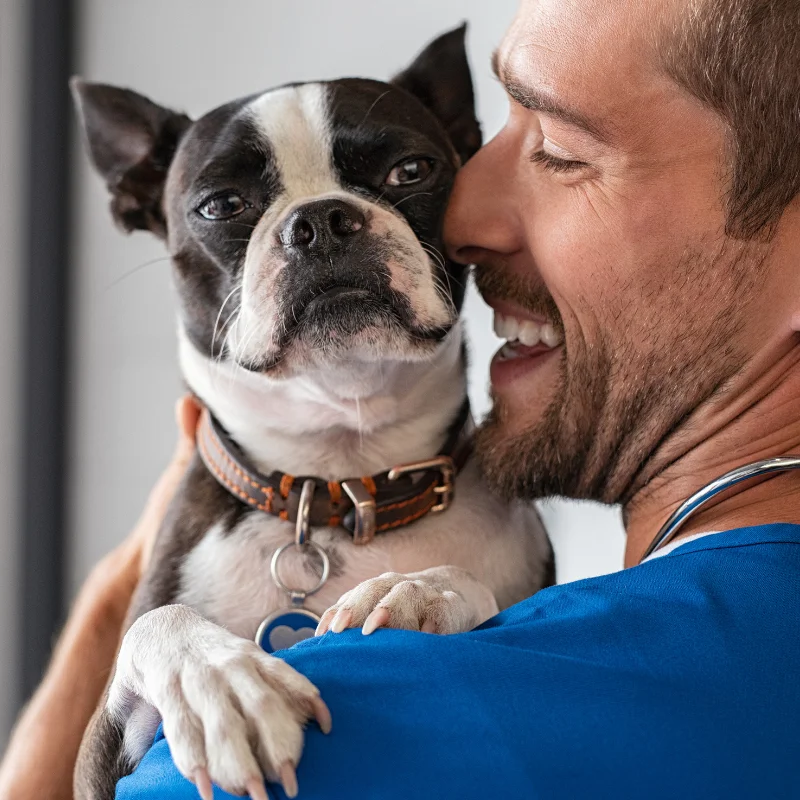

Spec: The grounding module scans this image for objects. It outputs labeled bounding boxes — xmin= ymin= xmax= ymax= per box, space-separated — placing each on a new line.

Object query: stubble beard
xmin=474 ymin=239 xmax=765 ymax=506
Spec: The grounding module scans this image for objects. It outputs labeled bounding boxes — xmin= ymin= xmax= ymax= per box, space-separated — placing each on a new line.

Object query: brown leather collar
xmin=196 ymin=401 xmax=474 ymax=545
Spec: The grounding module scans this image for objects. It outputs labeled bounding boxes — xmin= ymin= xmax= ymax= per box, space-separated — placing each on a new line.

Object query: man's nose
xmin=279 ymin=199 xmax=366 ymax=252
xmin=444 ymin=133 xmax=520 ymax=264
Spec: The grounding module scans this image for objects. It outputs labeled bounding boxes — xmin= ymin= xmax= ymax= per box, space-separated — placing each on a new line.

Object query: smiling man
xmin=3 ymin=0 xmax=799 ymax=798
xmin=110 ymin=0 xmax=800 ymax=797
xmin=459 ymin=0 xmax=800 ymax=562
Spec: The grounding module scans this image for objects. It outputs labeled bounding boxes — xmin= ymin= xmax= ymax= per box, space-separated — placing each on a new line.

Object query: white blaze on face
xmin=228 ymin=83 xmax=454 ymax=369
xmin=250 ymin=84 xmax=340 ymax=200
xmin=230 ymin=84 xmax=339 ymax=363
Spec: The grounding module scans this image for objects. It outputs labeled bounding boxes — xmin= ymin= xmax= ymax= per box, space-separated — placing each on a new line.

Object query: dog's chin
xmin=238 ymin=296 xmax=453 ymax=377
xmin=301 ymin=288 xmax=399 ymax=340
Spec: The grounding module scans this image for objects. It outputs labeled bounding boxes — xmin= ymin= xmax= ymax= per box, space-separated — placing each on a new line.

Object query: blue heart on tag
xmin=256 ymin=609 xmax=321 ymax=654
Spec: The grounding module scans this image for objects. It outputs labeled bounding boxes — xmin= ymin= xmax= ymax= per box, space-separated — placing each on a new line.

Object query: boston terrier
xmin=71 ymin=26 xmax=554 ymax=800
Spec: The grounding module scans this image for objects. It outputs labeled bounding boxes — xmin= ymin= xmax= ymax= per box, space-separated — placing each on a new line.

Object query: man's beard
xmin=473 ymin=239 xmax=763 ymax=506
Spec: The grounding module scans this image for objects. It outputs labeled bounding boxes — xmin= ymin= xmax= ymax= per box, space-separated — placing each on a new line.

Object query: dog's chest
xmin=175 ymin=512 xmax=393 ymax=640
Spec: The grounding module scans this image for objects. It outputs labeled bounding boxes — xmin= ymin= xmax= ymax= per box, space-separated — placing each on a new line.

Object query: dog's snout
xmin=279 ymin=199 xmax=366 ymax=250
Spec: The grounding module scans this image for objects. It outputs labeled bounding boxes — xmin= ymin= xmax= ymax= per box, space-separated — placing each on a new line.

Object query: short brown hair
xmin=660 ymin=0 xmax=800 ymax=239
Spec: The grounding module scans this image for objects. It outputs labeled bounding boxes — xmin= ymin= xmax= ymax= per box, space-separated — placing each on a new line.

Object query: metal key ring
xmin=270 ymin=540 xmax=331 ymax=598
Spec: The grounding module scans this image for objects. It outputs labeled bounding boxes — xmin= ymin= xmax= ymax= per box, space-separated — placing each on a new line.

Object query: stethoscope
xmin=641 ymin=456 xmax=800 ymax=561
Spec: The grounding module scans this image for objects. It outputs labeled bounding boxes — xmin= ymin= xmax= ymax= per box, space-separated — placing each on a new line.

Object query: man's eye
xmin=384 ymin=158 xmax=434 ymax=186
xmin=197 ymin=193 xmax=248 ymax=220
xmin=530 ymin=150 xmax=589 ymax=174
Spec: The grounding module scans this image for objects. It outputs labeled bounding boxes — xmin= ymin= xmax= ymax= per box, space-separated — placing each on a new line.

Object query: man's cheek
xmin=530 ymin=203 xmax=666 ymax=354
xmin=529 ymin=221 xmax=615 ymax=341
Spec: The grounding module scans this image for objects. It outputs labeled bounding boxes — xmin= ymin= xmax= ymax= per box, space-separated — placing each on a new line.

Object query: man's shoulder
xmin=289 ymin=523 xmax=800 ymax=796
xmin=483 ymin=521 xmax=800 ymax=636
xmin=118 ymin=524 xmax=800 ymax=800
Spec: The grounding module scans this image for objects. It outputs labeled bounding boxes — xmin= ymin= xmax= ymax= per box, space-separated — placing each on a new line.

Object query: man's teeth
xmin=493 ymin=313 xmax=564 ymax=349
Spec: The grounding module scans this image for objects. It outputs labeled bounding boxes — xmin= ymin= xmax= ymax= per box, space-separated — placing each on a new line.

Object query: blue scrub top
xmin=117 ymin=524 xmax=800 ymax=799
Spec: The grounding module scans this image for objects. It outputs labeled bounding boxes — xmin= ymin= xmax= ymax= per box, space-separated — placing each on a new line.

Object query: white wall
xmin=69 ymin=0 xmax=625 ymax=595
xmin=0 ymin=0 xmax=24 ymax=750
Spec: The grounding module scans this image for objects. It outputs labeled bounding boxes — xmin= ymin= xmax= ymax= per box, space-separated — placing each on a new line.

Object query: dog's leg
xmin=75 ymin=604 xmax=331 ymax=800
xmin=317 ymin=565 xmax=500 ymax=636
xmin=74 ymin=700 xmax=131 ymax=800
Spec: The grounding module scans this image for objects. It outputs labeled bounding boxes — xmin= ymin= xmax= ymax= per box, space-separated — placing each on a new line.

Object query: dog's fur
xmin=71 ymin=27 xmax=554 ymax=798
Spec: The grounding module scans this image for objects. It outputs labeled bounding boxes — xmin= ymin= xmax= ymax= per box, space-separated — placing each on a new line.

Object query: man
xmin=3 ymin=0 xmax=800 ymax=796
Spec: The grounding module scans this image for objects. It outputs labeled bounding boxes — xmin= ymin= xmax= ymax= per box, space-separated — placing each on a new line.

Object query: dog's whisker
xmin=358 ymin=89 xmax=392 ymax=130
xmin=233 ymin=313 xmax=264 ymax=374
xmin=355 ymin=395 xmax=365 ymax=451
xmin=209 ymin=310 xmax=239 ymax=395
xmin=104 ymin=255 xmax=173 ymax=290
xmin=212 ymin=305 xmax=242 ymax=390
xmin=211 ymin=286 xmax=242 ymax=358
xmin=216 ymin=302 xmax=241 ymax=357
xmin=392 ymin=191 xmax=433 ymax=209
xmin=419 ymin=242 xmax=447 ymax=270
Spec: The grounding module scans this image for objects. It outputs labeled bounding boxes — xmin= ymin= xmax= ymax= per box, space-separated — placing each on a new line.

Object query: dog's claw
xmin=246 ymin=777 xmax=270 ymax=800
xmin=313 ymin=696 xmax=333 ymax=734
xmin=330 ymin=608 xmax=353 ymax=633
xmin=280 ymin=762 xmax=299 ymax=798
xmin=362 ymin=606 xmax=390 ymax=635
xmin=315 ymin=608 xmax=337 ymax=636
xmin=193 ymin=768 xmax=214 ymax=800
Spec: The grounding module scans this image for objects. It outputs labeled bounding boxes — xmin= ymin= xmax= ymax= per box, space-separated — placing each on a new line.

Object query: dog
xmin=71 ymin=25 xmax=554 ymax=800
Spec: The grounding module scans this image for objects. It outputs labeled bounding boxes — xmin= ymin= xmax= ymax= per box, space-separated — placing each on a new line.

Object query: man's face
xmin=445 ymin=0 xmax=776 ymax=504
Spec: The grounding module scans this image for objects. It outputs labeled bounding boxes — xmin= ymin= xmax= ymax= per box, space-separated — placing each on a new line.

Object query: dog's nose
xmin=279 ymin=199 xmax=366 ymax=250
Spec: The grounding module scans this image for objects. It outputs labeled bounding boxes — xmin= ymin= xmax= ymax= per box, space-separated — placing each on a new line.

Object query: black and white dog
xmin=72 ymin=26 xmax=554 ymax=800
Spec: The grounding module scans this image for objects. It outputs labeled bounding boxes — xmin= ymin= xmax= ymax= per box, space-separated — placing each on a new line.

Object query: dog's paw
xmin=316 ymin=570 xmax=482 ymax=636
xmin=111 ymin=605 xmax=331 ymax=800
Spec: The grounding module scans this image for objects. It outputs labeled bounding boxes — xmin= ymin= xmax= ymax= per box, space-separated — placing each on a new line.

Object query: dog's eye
xmin=197 ymin=193 xmax=248 ymax=220
xmin=384 ymin=158 xmax=433 ymax=187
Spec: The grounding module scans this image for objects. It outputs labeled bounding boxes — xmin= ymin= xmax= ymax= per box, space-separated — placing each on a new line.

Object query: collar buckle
xmin=342 ymin=479 xmax=377 ymax=545
xmin=388 ymin=456 xmax=456 ymax=514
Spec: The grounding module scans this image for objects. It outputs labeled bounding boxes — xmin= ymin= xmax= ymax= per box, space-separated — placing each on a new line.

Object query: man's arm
xmin=0 ymin=397 xmax=200 ymax=800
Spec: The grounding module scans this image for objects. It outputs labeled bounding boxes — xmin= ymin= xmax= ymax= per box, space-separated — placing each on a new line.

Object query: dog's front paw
xmin=112 ymin=605 xmax=331 ymax=800
xmin=316 ymin=569 xmax=486 ymax=636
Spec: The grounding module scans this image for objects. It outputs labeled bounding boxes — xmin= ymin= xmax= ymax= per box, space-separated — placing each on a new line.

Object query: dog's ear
xmin=71 ymin=78 xmax=192 ymax=238
xmin=392 ymin=23 xmax=482 ymax=165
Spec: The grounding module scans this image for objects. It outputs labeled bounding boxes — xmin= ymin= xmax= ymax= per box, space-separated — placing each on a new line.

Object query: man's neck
xmin=624 ymin=334 xmax=800 ymax=566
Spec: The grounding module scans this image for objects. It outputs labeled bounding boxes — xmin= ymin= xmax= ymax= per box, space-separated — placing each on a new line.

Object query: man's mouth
xmin=493 ymin=310 xmax=564 ymax=356
xmin=488 ymin=306 xmax=565 ymax=389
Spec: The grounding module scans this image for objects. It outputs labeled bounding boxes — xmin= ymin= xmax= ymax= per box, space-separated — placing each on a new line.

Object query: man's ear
xmin=392 ymin=23 xmax=482 ymax=165
xmin=70 ymin=78 xmax=192 ymax=238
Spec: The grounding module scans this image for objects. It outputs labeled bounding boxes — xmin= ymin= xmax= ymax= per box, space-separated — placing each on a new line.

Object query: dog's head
xmin=73 ymin=26 xmax=481 ymax=380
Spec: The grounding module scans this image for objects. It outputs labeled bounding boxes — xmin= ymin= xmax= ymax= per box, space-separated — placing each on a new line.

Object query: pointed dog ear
xmin=392 ymin=23 xmax=482 ymax=165
xmin=71 ymin=78 xmax=192 ymax=238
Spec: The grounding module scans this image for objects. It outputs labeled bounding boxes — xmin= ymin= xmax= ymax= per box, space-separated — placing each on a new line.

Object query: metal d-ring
xmin=295 ymin=479 xmax=316 ymax=547
xmin=269 ymin=478 xmax=331 ymax=601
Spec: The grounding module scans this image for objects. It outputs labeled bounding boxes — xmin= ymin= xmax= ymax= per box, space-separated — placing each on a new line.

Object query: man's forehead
xmin=497 ymin=0 xmax=679 ymax=138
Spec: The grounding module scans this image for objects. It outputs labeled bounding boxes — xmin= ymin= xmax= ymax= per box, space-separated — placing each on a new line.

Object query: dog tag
xmin=260 ymin=495 xmax=330 ymax=654
xmin=256 ymin=607 xmax=320 ymax=654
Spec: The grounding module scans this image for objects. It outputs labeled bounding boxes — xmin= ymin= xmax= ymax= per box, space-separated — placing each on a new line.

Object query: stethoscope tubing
xmin=642 ymin=456 xmax=800 ymax=561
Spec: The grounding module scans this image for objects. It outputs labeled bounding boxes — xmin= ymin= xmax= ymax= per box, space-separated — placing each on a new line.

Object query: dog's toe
xmin=321 ymin=572 xmax=477 ymax=636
